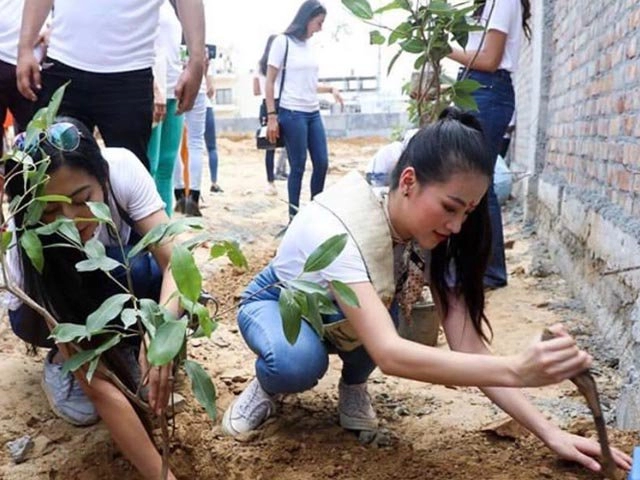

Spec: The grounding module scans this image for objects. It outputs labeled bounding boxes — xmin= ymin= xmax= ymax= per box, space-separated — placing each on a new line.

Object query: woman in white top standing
xmin=265 ymin=0 xmax=343 ymax=221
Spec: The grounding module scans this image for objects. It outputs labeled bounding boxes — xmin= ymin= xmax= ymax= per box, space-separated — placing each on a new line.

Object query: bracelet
xmin=267 ymin=111 xmax=277 ymax=116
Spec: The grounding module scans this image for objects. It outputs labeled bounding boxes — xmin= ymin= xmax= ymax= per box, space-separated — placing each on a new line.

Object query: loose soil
xmin=0 ymin=136 xmax=636 ymax=479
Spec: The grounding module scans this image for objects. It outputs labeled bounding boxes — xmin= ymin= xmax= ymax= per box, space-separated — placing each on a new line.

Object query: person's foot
xmin=274 ymin=172 xmax=288 ymax=181
xmin=221 ymin=378 xmax=276 ymax=437
xmin=210 ymin=184 xmax=224 ymax=193
xmin=184 ymin=197 xmax=202 ymax=217
xmin=174 ymin=197 xmax=186 ymax=214
xmin=42 ymin=349 xmax=99 ymax=426
xmin=338 ymin=379 xmax=378 ymax=431
xmin=265 ymin=182 xmax=277 ymax=196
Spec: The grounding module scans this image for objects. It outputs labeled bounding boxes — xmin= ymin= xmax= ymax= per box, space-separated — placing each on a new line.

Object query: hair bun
xmin=438 ymin=106 xmax=483 ymax=133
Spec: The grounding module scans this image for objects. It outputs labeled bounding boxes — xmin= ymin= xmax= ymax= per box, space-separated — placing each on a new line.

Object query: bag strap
xmin=278 ymin=36 xmax=289 ymax=102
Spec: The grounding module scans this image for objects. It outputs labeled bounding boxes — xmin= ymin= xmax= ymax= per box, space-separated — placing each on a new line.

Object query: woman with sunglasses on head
xmin=4 ymin=118 xmax=180 ymax=479
xmin=222 ymin=108 xmax=631 ymax=475
xmin=265 ymin=0 xmax=343 ymax=222
xmin=447 ymin=0 xmax=530 ymax=290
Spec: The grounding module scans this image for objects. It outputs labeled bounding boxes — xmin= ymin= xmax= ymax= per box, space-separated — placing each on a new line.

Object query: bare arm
xmin=265 ymin=65 xmax=279 ymax=144
xmin=317 ymin=83 xmax=344 ymax=108
xmin=442 ymin=292 xmax=631 ymax=474
xmin=448 ymin=29 xmax=507 ymax=73
xmin=253 ymin=76 xmax=261 ymax=96
xmin=134 ymin=209 xmax=181 ymax=415
xmin=174 ymin=0 xmax=205 ymax=113
xmin=336 ymin=282 xmax=592 ymax=388
xmin=16 ymin=0 xmax=53 ymax=100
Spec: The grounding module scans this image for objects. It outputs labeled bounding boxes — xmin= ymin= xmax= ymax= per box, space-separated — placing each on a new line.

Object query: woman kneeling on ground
xmin=5 ymin=117 xmax=180 ymax=479
xmin=222 ymin=108 xmax=631 ymax=475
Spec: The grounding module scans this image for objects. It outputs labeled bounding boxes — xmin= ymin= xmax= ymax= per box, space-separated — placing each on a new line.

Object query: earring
xmin=403 ymin=190 xmax=409 ymax=197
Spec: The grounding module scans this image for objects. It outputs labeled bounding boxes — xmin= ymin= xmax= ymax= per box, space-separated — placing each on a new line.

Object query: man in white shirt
xmin=15 ymin=0 xmax=205 ymax=170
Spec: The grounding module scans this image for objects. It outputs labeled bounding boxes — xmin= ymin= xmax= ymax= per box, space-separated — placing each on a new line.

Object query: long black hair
xmin=4 ymin=117 xmax=146 ymax=423
xmin=258 ymin=34 xmax=277 ymax=76
xmin=284 ymin=0 xmax=327 ymax=40
xmin=389 ymin=107 xmax=494 ymax=342
xmin=474 ymin=0 xmax=531 ymax=40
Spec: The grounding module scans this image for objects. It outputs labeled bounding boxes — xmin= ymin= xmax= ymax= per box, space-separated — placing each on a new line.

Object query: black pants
xmin=0 ymin=59 xmax=34 ymax=156
xmin=36 ymin=58 xmax=154 ymax=169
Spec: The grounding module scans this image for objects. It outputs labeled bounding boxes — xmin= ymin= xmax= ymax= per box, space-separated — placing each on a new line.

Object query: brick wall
xmin=540 ymin=0 xmax=640 ymax=216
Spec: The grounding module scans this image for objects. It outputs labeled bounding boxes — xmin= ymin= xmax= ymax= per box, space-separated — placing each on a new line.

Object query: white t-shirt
xmin=268 ymin=34 xmax=319 ymax=112
xmin=272 ymin=202 xmax=369 ymax=288
xmin=0 ymin=0 xmax=22 ymax=65
xmin=4 ymin=147 xmax=165 ymax=310
xmin=466 ymin=0 xmax=523 ymax=73
xmin=152 ymin=0 xmax=183 ymax=98
xmin=47 ymin=0 xmax=163 ymax=73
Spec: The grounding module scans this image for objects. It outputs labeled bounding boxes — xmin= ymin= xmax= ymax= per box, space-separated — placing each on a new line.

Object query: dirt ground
xmin=0 ymin=135 xmax=637 ymax=479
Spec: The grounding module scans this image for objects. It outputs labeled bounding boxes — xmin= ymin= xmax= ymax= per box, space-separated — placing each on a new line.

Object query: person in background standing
xmin=447 ymin=0 xmax=530 ymax=290
xmin=0 ymin=0 xmax=37 ymax=156
xmin=148 ymin=0 xmax=185 ymax=214
xmin=16 ymin=0 xmax=205 ymax=169
xmin=255 ymin=34 xmax=278 ymax=196
xmin=265 ymin=0 xmax=343 ymax=220
xmin=205 ymin=50 xmax=223 ymax=195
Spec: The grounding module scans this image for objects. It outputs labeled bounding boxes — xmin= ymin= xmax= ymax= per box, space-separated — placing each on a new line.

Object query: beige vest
xmin=313 ymin=172 xmax=395 ymax=351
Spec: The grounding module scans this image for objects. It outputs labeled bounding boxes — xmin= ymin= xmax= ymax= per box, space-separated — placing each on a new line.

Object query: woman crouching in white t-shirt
xmin=222 ymin=108 xmax=631 ymax=475
xmin=4 ymin=118 xmax=181 ymax=479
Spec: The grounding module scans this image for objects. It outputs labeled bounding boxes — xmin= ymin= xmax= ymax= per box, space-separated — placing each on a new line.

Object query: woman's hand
xmin=266 ymin=115 xmax=279 ymax=144
xmin=544 ymin=429 xmax=632 ymax=474
xmin=332 ymin=88 xmax=344 ymax=110
xmin=139 ymin=345 xmax=173 ymax=416
xmin=514 ymin=324 xmax=592 ymax=387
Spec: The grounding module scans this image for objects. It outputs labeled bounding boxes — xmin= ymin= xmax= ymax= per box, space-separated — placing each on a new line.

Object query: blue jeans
xmin=462 ymin=69 xmax=514 ymax=287
xmin=278 ymin=108 xmax=328 ymax=218
xmin=9 ymin=246 xmax=162 ymax=348
xmin=205 ymin=106 xmax=219 ymax=184
xmin=237 ymin=265 xmax=393 ymax=394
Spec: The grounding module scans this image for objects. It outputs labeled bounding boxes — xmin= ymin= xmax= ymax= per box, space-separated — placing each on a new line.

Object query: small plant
xmin=342 ymin=0 xmax=484 ymax=125
xmin=0 ymin=85 xmax=358 ymax=478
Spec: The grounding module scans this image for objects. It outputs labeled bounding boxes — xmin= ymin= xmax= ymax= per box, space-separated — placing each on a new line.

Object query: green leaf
xmin=286 ymin=279 xmax=329 ymax=296
xmin=453 ymin=92 xmax=478 ymax=111
xmin=279 ymin=289 xmax=302 ymax=345
xmin=35 ymin=194 xmax=71 ymax=203
xmin=20 ymin=230 xmax=44 ymax=273
xmin=76 ymin=256 xmax=121 ymax=273
xmin=120 ymin=308 xmax=139 ymax=329
xmin=83 ymin=238 xmax=106 ymax=259
xmin=50 ymin=323 xmax=88 ymax=343
xmin=330 ymin=280 xmax=361 ymax=308
xmin=94 ymin=334 xmax=122 ymax=355
xmin=147 ymin=319 xmax=187 ymax=366
xmin=86 ymin=293 xmax=132 ymax=334
xmin=369 ymin=30 xmax=385 ymax=45
xmin=375 ymin=0 xmax=410 ymax=14
xmin=225 ymin=241 xmax=248 ymax=268
xmin=1 ymin=230 xmax=13 ymax=254
xmin=303 ymin=233 xmax=348 ymax=273
xmin=171 ymin=243 xmax=202 ymax=303
xmin=86 ymin=202 xmax=113 ymax=224
xmin=61 ymin=349 xmax=97 ymax=375
xmin=426 ymin=0 xmax=453 ymax=14
xmin=23 ymin=200 xmax=45 ymax=227
xmin=127 ymin=223 xmax=169 ymax=259
xmin=58 ymin=220 xmax=82 ymax=245
xmin=414 ymin=53 xmax=428 ymax=70
xmin=452 ymin=78 xmax=482 ymax=94
xmin=387 ymin=48 xmax=403 ymax=75
xmin=184 ymin=360 xmax=217 ymax=420
xmin=34 ymin=217 xmax=69 ymax=236
xmin=400 ymin=37 xmax=425 ymax=54
xmin=388 ymin=21 xmax=412 ymax=45
xmin=45 ymin=82 xmax=69 ymax=125
xmin=138 ymin=299 xmax=162 ymax=337
xmin=86 ymin=356 xmax=100 ymax=383
xmin=315 ymin=294 xmax=339 ymax=315
xmin=303 ymin=293 xmax=324 ymax=338
xmin=341 ymin=0 xmax=373 ymax=19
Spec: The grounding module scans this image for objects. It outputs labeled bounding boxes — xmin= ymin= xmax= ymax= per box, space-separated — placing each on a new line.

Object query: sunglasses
xmin=13 ymin=122 xmax=82 ymax=153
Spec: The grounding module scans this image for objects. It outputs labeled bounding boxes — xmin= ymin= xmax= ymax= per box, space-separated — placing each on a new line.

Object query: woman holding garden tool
xmin=4 ymin=116 xmax=180 ymax=479
xmin=222 ymin=108 xmax=631 ymax=476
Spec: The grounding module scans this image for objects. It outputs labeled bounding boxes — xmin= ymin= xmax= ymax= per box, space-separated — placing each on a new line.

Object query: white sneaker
xmin=338 ymin=379 xmax=379 ymax=431
xmin=221 ymin=378 xmax=276 ymax=436
xmin=265 ymin=182 xmax=277 ymax=196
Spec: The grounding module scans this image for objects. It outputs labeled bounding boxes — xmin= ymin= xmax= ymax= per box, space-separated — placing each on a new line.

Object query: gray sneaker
xmin=221 ymin=378 xmax=275 ymax=437
xmin=338 ymin=379 xmax=379 ymax=431
xmin=42 ymin=349 xmax=99 ymax=426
